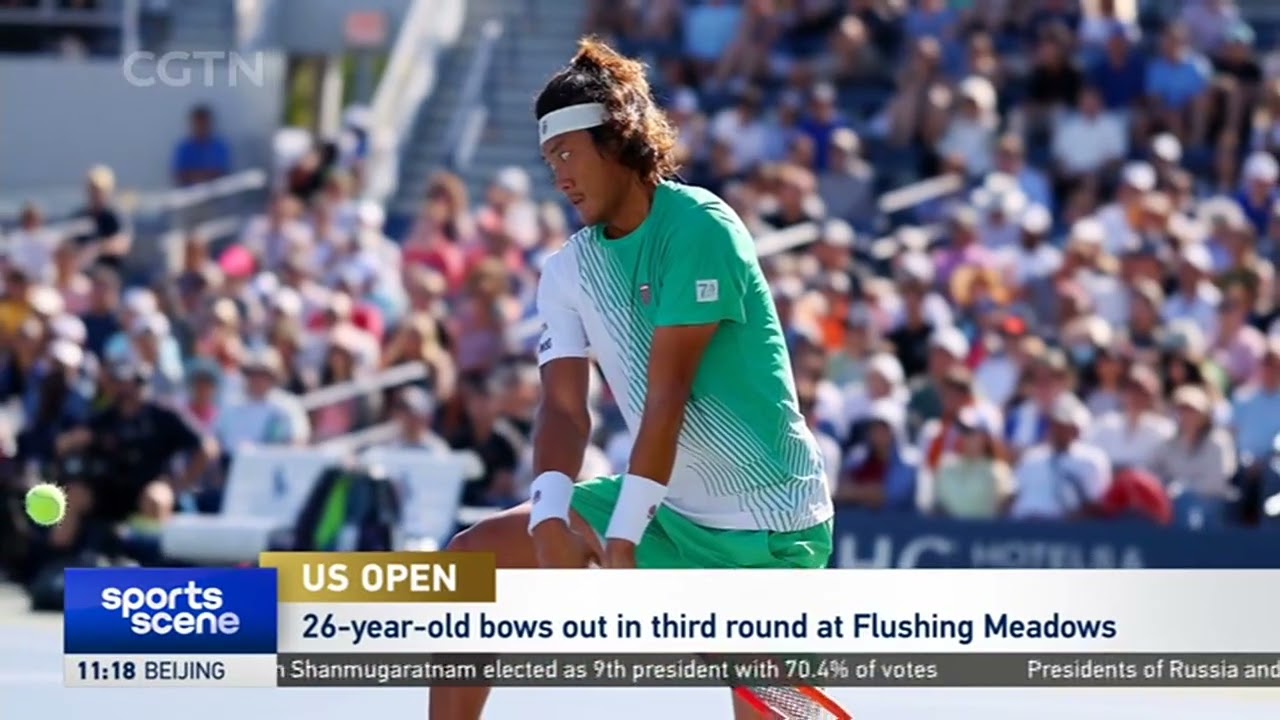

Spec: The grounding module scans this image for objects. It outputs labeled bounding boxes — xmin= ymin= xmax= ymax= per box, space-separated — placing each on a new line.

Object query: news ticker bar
xmin=65 ymin=653 xmax=1280 ymax=688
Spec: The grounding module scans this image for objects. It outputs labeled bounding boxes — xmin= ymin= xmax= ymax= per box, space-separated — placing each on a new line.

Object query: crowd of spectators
xmin=587 ymin=0 xmax=1280 ymax=528
xmin=4 ymin=0 xmax=1280 ymax=572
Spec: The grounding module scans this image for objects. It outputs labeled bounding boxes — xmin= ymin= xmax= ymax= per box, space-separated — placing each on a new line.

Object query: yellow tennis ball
xmin=25 ymin=484 xmax=67 ymax=527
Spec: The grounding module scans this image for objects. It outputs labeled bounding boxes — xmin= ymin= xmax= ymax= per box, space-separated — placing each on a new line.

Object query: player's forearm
xmin=532 ymin=404 xmax=590 ymax=480
xmin=626 ymin=389 xmax=688 ymax=485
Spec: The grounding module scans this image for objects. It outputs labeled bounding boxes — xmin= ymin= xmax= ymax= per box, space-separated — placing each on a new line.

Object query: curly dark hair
xmin=534 ymin=37 xmax=680 ymax=186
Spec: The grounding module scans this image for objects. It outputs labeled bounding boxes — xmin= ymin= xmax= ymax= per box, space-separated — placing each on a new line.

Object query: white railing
xmin=443 ymin=18 xmax=504 ymax=170
xmin=362 ymin=0 xmax=465 ymax=205
xmin=316 ymin=421 xmax=401 ymax=455
xmin=297 ymin=362 xmax=429 ymax=413
xmin=0 ymin=168 xmax=267 ymax=225
xmin=135 ymin=168 xmax=268 ymax=214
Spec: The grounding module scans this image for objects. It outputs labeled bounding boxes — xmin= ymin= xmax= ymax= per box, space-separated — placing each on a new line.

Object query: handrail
xmin=878 ymin=173 xmax=963 ymax=214
xmin=363 ymin=0 xmax=464 ymax=204
xmin=0 ymin=168 xmax=268 ymax=227
xmin=298 ymin=362 xmax=428 ymax=413
xmin=443 ymin=18 xmax=504 ymax=170
xmin=139 ymin=169 xmax=269 ymax=213
xmin=316 ymin=421 xmax=400 ymax=454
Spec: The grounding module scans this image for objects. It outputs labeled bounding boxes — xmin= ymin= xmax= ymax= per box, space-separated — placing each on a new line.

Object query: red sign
xmin=344 ymin=11 xmax=388 ymax=48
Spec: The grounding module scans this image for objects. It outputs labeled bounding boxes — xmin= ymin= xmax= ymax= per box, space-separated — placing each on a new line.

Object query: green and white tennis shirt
xmin=536 ymin=181 xmax=832 ymax=532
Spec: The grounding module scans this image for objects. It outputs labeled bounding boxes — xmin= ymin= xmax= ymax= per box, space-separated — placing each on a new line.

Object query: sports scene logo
xmin=65 ymin=568 xmax=278 ymax=654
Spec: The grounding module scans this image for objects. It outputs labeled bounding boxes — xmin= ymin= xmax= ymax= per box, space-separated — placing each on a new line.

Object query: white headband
xmin=538 ymin=103 xmax=606 ymax=145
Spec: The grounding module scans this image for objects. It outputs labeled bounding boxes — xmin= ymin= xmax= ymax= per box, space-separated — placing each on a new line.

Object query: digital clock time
xmin=77 ymin=659 xmax=137 ymax=682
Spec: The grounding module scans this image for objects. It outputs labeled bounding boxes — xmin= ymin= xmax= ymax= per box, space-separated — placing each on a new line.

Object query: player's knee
xmin=445 ymin=511 xmax=534 ymax=568
xmin=445 ymin=516 xmax=509 ymax=555
xmin=444 ymin=525 xmax=482 ymax=554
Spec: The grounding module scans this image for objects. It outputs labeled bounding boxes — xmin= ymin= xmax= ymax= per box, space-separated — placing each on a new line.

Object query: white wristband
xmin=604 ymin=473 xmax=668 ymax=544
xmin=527 ymin=471 xmax=574 ymax=534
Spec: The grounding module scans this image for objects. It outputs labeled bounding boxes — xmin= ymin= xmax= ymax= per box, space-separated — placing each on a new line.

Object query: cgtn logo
xmin=100 ymin=581 xmax=240 ymax=636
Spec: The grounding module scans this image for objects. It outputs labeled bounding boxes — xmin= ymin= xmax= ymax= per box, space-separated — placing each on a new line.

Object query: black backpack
xmin=284 ymin=464 xmax=402 ymax=552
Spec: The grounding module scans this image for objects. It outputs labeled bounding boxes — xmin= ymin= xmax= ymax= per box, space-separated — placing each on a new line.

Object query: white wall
xmin=0 ymin=53 xmax=287 ymax=197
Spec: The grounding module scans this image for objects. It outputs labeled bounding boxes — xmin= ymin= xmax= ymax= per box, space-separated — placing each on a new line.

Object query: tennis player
xmin=430 ymin=38 xmax=833 ymax=720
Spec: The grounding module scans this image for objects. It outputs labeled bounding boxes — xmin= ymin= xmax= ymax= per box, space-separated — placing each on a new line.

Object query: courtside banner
xmin=64 ymin=567 xmax=278 ymax=654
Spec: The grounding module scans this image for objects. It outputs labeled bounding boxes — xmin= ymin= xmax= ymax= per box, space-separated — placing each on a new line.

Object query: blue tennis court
xmin=1 ymin=586 xmax=1276 ymax=720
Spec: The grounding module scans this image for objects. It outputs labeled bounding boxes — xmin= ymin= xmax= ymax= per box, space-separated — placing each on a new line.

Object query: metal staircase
xmin=390 ymin=0 xmax=588 ymax=217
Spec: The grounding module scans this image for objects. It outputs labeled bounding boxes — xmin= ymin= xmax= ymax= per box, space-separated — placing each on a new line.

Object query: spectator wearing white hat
xmin=104 ymin=290 xmax=183 ymax=383
xmin=388 ymin=385 xmax=450 ymax=452
xmin=889 ymin=248 xmax=955 ymax=334
xmin=972 ymin=181 xmax=1026 ymax=250
xmin=818 ymin=128 xmax=876 ymax=228
xmin=1151 ymin=385 xmax=1238 ymax=505
xmin=998 ymin=204 xmax=1061 ymax=289
xmin=1235 ymin=150 xmax=1278 ymax=234
xmin=1061 ymin=218 xmax=1127 ymax=328
xmin=1149 ymin=132 xmax=1183 ymax=186
xmin=1161 ymin=243 xmax=1222 ymax=342
xmin=936 ymin=75 xmax=998 ymax=178
xmin=130 ymin=313 xmax=182 ymax=401
xmin=1009 ymin=394 xmax=1113 ymax=520
xmin=813 ymin=219 xmax=857 ymax=276
xmin=842 ymin=352 xmax=909 ymax=444
xmin=214 ymin=346 xmax=310 ymax=451
xmin=1096 ymin=161 xmax=1156 ymax=255
xmin=912 ymin=327 xmax=971 ymax=422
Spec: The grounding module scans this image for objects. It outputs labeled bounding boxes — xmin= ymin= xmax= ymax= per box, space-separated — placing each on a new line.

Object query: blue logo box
xmin=65 ymin=567 xmax=278 ymax=654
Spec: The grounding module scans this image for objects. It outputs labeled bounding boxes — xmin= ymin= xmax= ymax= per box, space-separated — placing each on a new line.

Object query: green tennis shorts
xmin=570 ymin=475 xmax=833 ymax=569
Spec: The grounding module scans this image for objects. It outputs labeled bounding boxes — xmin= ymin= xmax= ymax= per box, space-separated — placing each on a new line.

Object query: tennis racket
xmin=731 ymin=684 xmax=851 ymax=719
xmin=700 ymin=654 xmax=852 ymax=720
